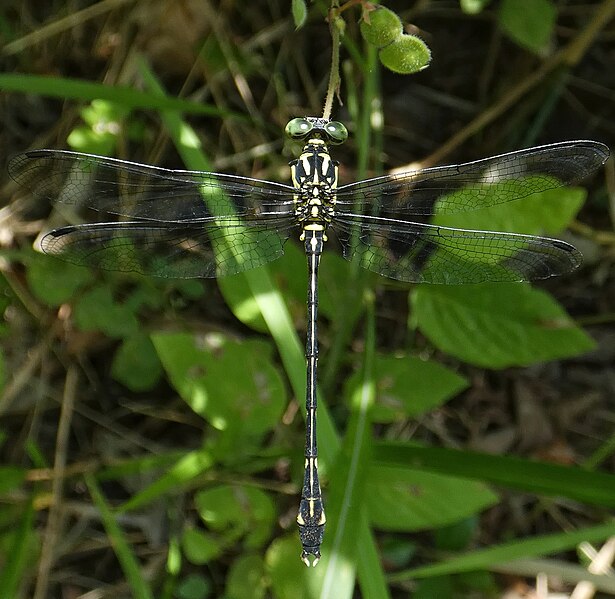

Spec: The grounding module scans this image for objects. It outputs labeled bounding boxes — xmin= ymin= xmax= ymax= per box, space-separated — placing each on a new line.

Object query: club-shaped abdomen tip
xmin=301 ymin=548 xmax=321 ymax=567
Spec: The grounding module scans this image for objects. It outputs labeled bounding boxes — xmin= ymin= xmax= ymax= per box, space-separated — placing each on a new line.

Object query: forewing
xmin=333 ymin=215 xmax=581 ymax=284
xmin=8 ymin=149 xmax=295 ymax=222
xmin=335 ymin=141 xmax=609 ymax=218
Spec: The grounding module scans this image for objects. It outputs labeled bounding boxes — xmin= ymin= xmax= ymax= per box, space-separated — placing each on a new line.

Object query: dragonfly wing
xmin=333 ymin=215 xmax=581 ymax=284
xmin=9 ymin=149 xmax=295 ymax=221
xmin=335 ymin=141 xmax=609 ymax=218
xmin=39 ymin=217 xmax=297 ymax=278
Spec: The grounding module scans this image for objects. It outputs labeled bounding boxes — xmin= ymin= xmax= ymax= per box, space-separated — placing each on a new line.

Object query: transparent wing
xmin=9 ymin=149 xmax=298 ymax=277
xmin=335 ymin=141 xmax=609 ymax=218
xmin=8 ymin=149 xmax=296 ymax=221
xmin=39 ymin=218 xmax=297 ymax=278
xmin=332 ymin=214 xmax=581 ymax=284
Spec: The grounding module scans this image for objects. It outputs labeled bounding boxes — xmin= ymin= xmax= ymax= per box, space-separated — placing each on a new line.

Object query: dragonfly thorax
xmin=290 ymin=140 xmax=338 ymax=226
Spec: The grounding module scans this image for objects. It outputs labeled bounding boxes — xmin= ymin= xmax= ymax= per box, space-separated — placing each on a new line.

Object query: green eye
xmin=285 ymin=118 xmax=313 ymax=140
xmin=325 ymin=121 xmax=348 ymax=144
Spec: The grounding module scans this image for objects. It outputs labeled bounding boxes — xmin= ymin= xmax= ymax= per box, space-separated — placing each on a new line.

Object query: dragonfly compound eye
xmin=324 ymin=121 xmax=348 ymax=144
xmin=285 ymin=118 xmax=313 ymax=140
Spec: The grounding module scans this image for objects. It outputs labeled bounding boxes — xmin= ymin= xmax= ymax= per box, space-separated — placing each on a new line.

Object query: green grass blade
xmin=390 ymin=521 xmax=615 ymax=580
xmin=373 ymin=442 xmax=615 ymax=507
xmin=117 ymin=449 xmax=214 ymax=512
xmin=85 ymin=474 xmax=154 ymax=599
xmin=313 ymin=294 xmax=379 ymax=599
xmin=0 ymin=498 xmax=35 ymax=597
xmin=0 ymin=73 xmax=236 ymax=117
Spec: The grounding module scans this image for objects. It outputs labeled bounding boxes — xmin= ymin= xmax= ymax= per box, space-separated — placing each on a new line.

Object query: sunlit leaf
xmin=345 ymin=354 xmax=467 ymax=422
xmin=196 ymin=485 xmax=276 ymax=549
xmin=366 ymin=465 xmax=498 ymax=531
xmin=181 ymin=528 xmax=221 ymax=565
xmin=412 ymin=283 xmax=594 ymax=367
xmin=434 ymin=180 xmax=585 ymax=235
xmin=152 ymin=332 xmax=286 ymax=454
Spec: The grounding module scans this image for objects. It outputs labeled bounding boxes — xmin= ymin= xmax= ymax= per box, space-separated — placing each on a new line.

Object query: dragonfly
xmin=8 ymin=118 xmax=609 ymax=566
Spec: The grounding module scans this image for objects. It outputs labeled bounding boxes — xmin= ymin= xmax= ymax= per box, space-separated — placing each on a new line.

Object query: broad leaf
xmin=265 ymin=536 xmax=307 ymax=599
xmin=152 ymin=332 xmax=287 ymax=453
xmin=345 ymin=355 xmax=467 ymax=422
xmin=74 ymin=285 xmax=138 ymax=338
xmin=366 ymin=465 xmax=498 ymax=531
xmin=195 ymin=485 xmax=276 ymax=549
xmin=435 ymin=182 xmax=585 ymax=235
xmin=412 ymin=283 xmax=594 ymax=367
xmin=112 ymin=332 xmax=163 ymax=391
xmin=498 ymin=0 xmax=556 ymax=54
xmin=27 ymin=254 xmax=93 ymax=307
xmin=226 ymin=554 xmax=267 ymax=599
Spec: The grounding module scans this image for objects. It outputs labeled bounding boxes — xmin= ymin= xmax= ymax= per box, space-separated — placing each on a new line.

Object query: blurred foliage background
xmin=1 ymin=1 xmax=615 ymax=598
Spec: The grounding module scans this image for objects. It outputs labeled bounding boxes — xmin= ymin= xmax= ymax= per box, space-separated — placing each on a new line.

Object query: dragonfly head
xmin=286 ymin=117 xmax=348 ymax=146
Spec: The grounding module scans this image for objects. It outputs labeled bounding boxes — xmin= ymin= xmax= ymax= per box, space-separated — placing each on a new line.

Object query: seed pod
xmin=360 ymin=6 xmax=403 ymax=48
xmin=378 ymin=34 xmax=431 ymax=74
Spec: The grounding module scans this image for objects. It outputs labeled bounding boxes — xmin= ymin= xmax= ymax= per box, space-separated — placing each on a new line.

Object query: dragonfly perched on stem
xmin=9 ymin=118 xmax=609 ymax=565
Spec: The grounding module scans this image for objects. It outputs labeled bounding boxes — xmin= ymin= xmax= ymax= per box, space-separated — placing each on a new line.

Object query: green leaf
xmin=195 ymin=485 xmax=276 ymax=549
xmin=181 ymin=528 xmax=222 ymax=565
xmin=434 ymin=181 xmax=585 ymax=235
xmin=366 ymin=465 xmax=498 ymax=531
xmin=74 ymin=285 xmax=139 ymax=338
xmin=26 ymin=255 xmax=93 ymax=307
xmin=292 ymin=0 xmax=308 ymax=29
xmin=226 ymin=554 xmax=266 ymax=599
xmin=152 ymin=332 xmax=286 ymax=451
xmin=345 ymin=355 xmax=468 ymax=422
xmin=111 ymin=332 xmax=163 ymax=391
xmin=177 ymin=573 xmax=211 ymax=599
xmin=498 ymin=0 xmax=556 ymax=54
xmin=216 ymin=272 xmax=268 ymax=331
xmin=67 ymin=99 xmax=130 ymax=155
xmin=265 ymin=536 xmax=307 ymax=599
xmin=412 ymin=283 xmax=594 ymax=368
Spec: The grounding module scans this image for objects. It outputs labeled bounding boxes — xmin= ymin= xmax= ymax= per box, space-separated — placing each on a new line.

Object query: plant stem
xmin=322 ymin=1 xmax=341 ymax=120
